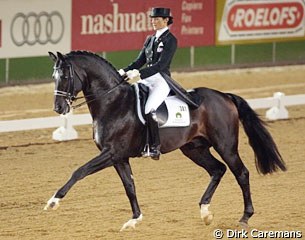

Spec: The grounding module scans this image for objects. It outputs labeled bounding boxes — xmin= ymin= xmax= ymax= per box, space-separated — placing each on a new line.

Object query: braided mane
xmin=66 ymin=50 xmax=123 ymax=79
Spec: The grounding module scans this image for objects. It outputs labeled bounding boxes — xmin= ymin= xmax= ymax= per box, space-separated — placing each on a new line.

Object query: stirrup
xmin=141 ymin=144 xmax=150 ymax=158
xmin=141 ymin=144 xmax=160 ymax=160
xmin=149 ymin=147 xmax=160 ymax=160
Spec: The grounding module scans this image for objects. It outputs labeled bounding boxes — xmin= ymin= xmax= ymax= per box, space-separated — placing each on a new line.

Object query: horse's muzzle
xmin=54 ymin=104 xmax=70 ymax=115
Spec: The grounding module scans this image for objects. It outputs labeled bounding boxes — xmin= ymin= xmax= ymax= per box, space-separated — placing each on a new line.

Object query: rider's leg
xmin=145 ymin=110 xmax=160 ymax=160
xmin=142 ymin=73 xmax=170 ymax=160
xmin=143 ymin=73 xmax=170 ymax=115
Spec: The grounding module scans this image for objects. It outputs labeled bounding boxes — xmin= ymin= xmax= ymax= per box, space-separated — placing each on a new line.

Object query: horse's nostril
xmin=54 ymin=105 xmax=62 ymax=113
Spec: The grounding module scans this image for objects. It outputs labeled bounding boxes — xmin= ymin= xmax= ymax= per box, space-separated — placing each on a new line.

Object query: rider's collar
xmin=155 ymin=27 xmax=169 ymax=41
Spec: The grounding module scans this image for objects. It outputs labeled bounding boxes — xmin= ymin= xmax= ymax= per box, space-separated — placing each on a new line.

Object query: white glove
xmin=118 ymin=69 xmax=126 ymax=76
xmin=126 ymin=69 xmax=140 ymax=80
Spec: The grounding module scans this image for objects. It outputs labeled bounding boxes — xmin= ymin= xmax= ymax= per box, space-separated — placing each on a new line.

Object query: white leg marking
xmin=200 ymin=204 xmax=214 ymax=225
xmin=44 ymin=194 xmax=61 ymax=210
xmin=120 ymin=214 xmax=143 ymax=231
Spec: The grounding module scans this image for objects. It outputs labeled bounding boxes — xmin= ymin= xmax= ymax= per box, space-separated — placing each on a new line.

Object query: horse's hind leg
xmin=180 ymin=140 xmax=227 ymax=225
xmin=206 ymin=104 xmax=254 ymax=227
xmin=215 ymin=147 xmax=254 ymax=226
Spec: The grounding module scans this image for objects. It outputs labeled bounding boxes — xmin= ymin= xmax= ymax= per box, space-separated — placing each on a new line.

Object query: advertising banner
xmin=72 ymin=0 xmax=215 ymax=52
xmin=217 ymin=0 xmax=305 ymax=45
xmin=0 ymin=0 xmax=71 ymax=58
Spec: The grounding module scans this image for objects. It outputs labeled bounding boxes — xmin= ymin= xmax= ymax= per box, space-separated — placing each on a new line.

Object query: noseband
xmin=54 ymin=63 xmax=126 ymax=109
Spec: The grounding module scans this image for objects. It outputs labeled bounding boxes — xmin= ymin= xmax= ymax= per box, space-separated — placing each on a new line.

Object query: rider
xmin=118 ymin=7 xmax=177 ymax=160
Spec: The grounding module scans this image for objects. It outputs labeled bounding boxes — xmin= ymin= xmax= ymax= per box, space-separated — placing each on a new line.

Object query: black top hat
xmin=150 ymin=7 xmax=172 ymax=18
xmin=150 ymin=7 xmax=173 ymax=24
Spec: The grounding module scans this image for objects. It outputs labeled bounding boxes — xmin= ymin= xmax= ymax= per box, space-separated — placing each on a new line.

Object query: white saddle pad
xmin=133 ymin=83 xmax=190 ymax=128
xmin=160 ymin=96 xmax=190 ymax=128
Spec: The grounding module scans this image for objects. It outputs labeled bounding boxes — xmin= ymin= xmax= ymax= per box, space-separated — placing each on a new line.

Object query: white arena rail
xmin=247 ymin=92 xmax=305 ymax=120
xmin=0 ymin=92 xmax=304 ymax=141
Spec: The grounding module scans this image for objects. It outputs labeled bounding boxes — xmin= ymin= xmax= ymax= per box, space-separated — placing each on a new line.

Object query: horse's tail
xmin=226 ymin=93 xmax=287 ymax=175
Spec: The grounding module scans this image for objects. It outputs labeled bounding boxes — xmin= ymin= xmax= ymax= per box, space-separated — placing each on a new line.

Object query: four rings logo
xmin=10 ymin=11 xmax=64 ymax=46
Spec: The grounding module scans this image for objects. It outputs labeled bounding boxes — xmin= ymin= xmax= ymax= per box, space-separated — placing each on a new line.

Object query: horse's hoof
xmin=203 ymin=213 xmax=214 ymax=225
xmin=120 ymin=214 xmax=143 ymax=231
xmin=238 ymin=221 xmax=249 ymax=229
xmin=44 ymin=201 xmax=60 ymax=210
xmin=44 ymin=194 xmax=61 ymax=210
xmin=200 ymin=204 xmax=214 ymax=225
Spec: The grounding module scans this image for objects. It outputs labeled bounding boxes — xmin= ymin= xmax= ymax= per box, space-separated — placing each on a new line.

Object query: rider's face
xmin=151 ymin=17 xmax=168 ymax=30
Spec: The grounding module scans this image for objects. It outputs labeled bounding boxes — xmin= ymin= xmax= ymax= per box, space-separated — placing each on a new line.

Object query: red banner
xmin=72 ymin=0 xmax=215 ymax=52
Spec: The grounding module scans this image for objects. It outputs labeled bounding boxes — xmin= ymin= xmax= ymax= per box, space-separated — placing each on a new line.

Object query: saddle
xmin=160 ymin=73 xmax=201 ymax=109
xmin=133 ymin=83 xmax=200 ymax=128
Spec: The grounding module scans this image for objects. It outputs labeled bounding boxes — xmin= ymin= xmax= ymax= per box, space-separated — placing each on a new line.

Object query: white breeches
xmin=138 ymin=73 xmax=170 ymax=114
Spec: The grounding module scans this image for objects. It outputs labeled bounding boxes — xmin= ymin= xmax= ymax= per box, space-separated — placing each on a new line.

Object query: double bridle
xmin=53 ymin=64 xmax=78 ymax=103
xmin=53 ymin=63 xmax=126 ymax=109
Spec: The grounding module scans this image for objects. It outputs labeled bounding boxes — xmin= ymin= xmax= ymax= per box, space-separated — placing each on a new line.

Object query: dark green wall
xmin=1 ymin=40 xmax=305 ymax=85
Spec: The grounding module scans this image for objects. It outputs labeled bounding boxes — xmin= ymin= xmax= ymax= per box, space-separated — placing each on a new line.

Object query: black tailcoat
xmin=124 ymin=30 xmax=200 ymax=108
xmin=124 ymin=30 xmax=177 ymax=79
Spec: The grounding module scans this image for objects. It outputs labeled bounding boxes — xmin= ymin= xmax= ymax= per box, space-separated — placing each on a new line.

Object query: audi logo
xmin=10 ymin=11 xmax=64 ymax=46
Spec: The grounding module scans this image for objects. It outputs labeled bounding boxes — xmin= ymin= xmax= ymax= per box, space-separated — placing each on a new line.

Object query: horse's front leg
xmin=114 ymin=160 xmax=142 ymax=231
xmin=44 ymin=149 xmax=113 ymax=210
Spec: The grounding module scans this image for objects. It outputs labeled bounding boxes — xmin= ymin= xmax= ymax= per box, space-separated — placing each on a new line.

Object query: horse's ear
xmin=48 ymin=52 xmax=57 ymax=62
xmin=57 ymin=52 xmax=65 ymax=61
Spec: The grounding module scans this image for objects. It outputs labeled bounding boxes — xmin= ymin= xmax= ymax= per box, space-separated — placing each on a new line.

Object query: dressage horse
xmin=44 ymin=51 xmax=286 ymax=231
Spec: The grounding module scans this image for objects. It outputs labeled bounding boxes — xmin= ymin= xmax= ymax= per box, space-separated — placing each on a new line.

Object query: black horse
xmin=44 ymin=51 xmax=286 ymax=231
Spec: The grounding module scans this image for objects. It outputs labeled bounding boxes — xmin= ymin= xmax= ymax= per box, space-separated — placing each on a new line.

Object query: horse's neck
xmin=72 ymin=56 xmax=134 ymax=118
xmin=84 ymin=80 xmax=133 ymax=119
xmin=73 ymin=55 xmax=117 ymax=90
xmin=79 ymin=60 xmax=120 ymax=96
xmin=87 ymin=69 xmax=118 ymax=90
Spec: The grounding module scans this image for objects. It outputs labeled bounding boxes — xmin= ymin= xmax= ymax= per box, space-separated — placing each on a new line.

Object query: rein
xmin=71 ymin=80 xmax=126 ymax=109
xmin=54 ymin=63 xmax=126 ymax=110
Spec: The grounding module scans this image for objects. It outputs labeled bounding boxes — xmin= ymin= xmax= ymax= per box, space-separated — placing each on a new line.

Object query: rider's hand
xmin=118 ymin=69 xmax=125 ymax=76
xmin=118 ymin=69 xmax=129 ymax=81
xmin=126 ymin=69 xmax=140 ymax=80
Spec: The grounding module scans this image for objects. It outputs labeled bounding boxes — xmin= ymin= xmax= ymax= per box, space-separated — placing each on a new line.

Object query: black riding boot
xmin=146 ymin=110 xmax=161 ymax=160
